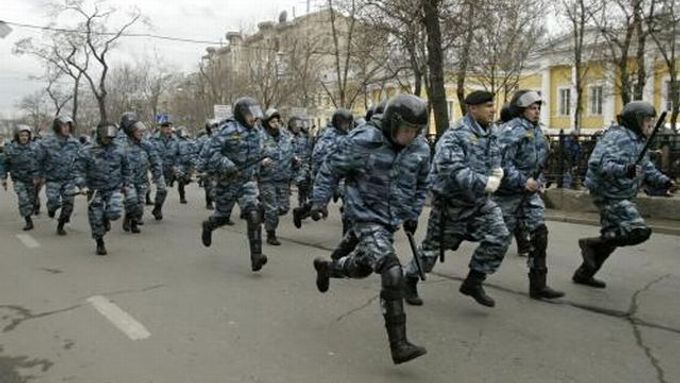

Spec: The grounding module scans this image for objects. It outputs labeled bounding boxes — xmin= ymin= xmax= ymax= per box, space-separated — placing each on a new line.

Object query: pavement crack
xmin=334 ymin=294 xmax=379 ymax=324
xmin=80 ymin=283 xmax=165 ymax=300
xmin=626 ymin=274 xmax=671 ymax=383
xmin=0 ymin=304 xmax=82 ymax=333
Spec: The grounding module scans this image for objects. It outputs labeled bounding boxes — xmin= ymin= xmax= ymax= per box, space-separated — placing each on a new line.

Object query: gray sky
xmin=0 ymin=0 xmax=319 ymax=117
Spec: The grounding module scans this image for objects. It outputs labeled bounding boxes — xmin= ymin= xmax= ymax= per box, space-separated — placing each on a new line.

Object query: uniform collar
xmin=463 ymin=114 xmax=491 ymax=138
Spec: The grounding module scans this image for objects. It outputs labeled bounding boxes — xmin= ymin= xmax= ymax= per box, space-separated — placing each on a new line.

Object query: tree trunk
xmin=422 ymin=0 xmax=449 ymax=136
xmin=456 ymin=1 xmax=475 ymax=116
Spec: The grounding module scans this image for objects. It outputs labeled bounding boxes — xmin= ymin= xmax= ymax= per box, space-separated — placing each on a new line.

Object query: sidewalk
xmin=545 ymin=208 xmax=680 ymax=236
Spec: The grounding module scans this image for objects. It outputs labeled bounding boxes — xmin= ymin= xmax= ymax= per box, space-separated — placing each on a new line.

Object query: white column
xmin=571 ymin=65 xmax=577 ymax=130
xmin=603 ymin=65 xmax=616 ymax=126
xmin=643 ymin=58 xmax=655 ymax=103
xmin=541 ymin=59 xmax=551 ymax=124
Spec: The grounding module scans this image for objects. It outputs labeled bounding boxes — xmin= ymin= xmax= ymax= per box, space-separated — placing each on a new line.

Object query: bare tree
xmin=422 ymin=0 xmax=449 ymax=136
xmin=472 ymin=0 xmax=547 ymax=100
xmin=647 ymin=0 xmax=680 ymax=130
xmin=560 ymin=0 xmax=601 ymax=131
xmin=43 ymin=68 xmax=74 ymax=116
xmin=16 ymin=92 xmax=52 ymax=135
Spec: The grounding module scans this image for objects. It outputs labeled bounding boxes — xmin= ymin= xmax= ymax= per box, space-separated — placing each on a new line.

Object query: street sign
xmin=214 ymin=105 xmax=232 ymax=121
xmin=0 ymin=21 xmax=13 ymax=38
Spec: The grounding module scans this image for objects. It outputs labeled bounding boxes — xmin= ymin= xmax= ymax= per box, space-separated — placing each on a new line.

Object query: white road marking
xmin=16 ymin=234 xmax=40 ymax=249
xmin=87 ymin=295 xmax=151 ymax=340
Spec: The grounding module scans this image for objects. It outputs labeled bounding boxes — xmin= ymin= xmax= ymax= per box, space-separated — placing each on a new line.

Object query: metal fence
xmin=424 ymin=131 xmax=680 ymax=189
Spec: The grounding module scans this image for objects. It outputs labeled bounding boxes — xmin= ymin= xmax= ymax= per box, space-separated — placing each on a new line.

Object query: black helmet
xmin=233 ymin=97 xmax=264 ymax=128
xmin=499 ymin=104 xmax=514 ymax=123
xmin=382 ymin=94 xmax=428 ymax=148
xmin=14 ymin=124 xmax=32 ymax=141
xmin=331 ymin=108 xmax=353 ymax=132
xmin=96 ymin=122 xmax=118 ymax=144
xmin=52 ymin=115 xmax=73 ymax=133
xmin=120 ymin=112 xmax=138 ymax=131
xmin=621 ymin=101 xmax=656 ymax=136
xmin=288 ymin=116 xmax=303 ymax=132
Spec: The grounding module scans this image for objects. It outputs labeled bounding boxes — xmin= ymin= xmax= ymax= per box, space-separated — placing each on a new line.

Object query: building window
xmin=589 ymin=86 xmax=603 ymax=115
xmin=559 ymin=88 xmax=571 ymax=116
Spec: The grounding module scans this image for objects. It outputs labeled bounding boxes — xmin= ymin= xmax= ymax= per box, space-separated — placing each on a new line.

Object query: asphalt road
xmin=1 ymin=183 xmax=679 ymax=383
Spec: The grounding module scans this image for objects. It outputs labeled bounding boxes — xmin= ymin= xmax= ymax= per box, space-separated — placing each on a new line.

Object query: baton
xmin=635 ymin=111 xmax=667 ymax=165
xmin=406 ymin=231 xmax=426 ymax=281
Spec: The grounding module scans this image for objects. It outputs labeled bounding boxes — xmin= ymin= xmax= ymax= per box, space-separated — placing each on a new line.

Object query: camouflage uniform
xmin=75 ymin=140 xmax=130 ymax=240
xmin=201 ymin=117 xmax=267 ymax=271
xmin=1 ymin=139 xmax=41 ymax=218
xmin=176 ymin=135 xmax=198 ymax=203
xmin=493 ymin=114 xmax=563 ymax=299
xmin=291 ymin=129 xmax=313 ymax=206
xmin=121 ymin=136 xmax=165 ymax=228
xmin=37 ymin=133 xmax=81 ymax=222
xmin=196 ymin=132 xmax=217 ymax=208
xmin=259 ymin=127 xmax=295 ymax=233
xmin=311 ymin=101 xmax=430 ymax=364
xmin=151 ymin=132 xmax=180 ymax=211
xmin=573 ymin=123 xmax=671 ymax=287
xmin=404 ymin=115 xmax=510 ymax=280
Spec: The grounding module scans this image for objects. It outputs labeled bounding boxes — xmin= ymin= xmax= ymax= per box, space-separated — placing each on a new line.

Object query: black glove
xmin=625 ymin=164 xmax=640 ymax=179
xmin=403 ymin=219 xmax=418 ymax=235
xmin=310 ymin=205 xmax=328 ymax=221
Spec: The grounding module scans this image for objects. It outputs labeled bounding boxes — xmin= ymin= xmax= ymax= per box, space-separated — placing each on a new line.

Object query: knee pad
xmin=530 ymin=224 xmax=548 ymax=251
xmin=615 ymin=227 xmax=652 ymax=246
xmin=246 ymin=207 xmax=261 ymax=229
xmin=380 ymin=264 xmax=404 ymax=300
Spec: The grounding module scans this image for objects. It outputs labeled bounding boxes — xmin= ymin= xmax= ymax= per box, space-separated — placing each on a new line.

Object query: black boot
xmin=23 ymin=216 xmax=34 ymax=231
xmin=572 ymin=265 xmax=607 ymax=288
xmin=225 ymin=217 xmax=235 ymax=226
xmin=202 ymin=220 xmax=214 ymax=247
xmin=313 ymin=258 xmax=331 ymax=293
xmin=293 ymin=206 xmax=304 ymax=229
xmin=152 ymin=204 xmax=163 ymax=220
xmin=56 ymin=218 xmax=67 ymax=236
xmin=179 ymin=184 xmax=187 ymax=204
xmin=529 ymin=269 xmax=565 ymax=299
xmin=381 ymin=290 xmax=427 ymax=364
xmin=48 ymin=208 xmax=57 ymax=218
xmin=578 ymin=237 xmax=600 ymax=271
xmin=96 ymin=237 xmax=107 ymax=255
xmin=266 ymin=230 xmax=281 ymax=246
xmin=459 ymin=269 xmax=495 ymax=307
xmin=247 ymin=210 xmax=267 ymax=272
xmin=404 ymin=276 xmax=423 ymax=306
xmin=205 ymin=196 xmax=214 ymax=210
xmin=122 ymin=214 xmax=131 ymax=232
xmin=130 ymin=219 xmax=141 ymax=234
xmin=145 ymin=191 xmax=154 ymax=205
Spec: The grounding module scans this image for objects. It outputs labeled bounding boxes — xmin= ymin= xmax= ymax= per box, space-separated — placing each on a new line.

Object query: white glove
xmin=491 ymin=167 xmax=504 ymax=179
xmin=484 ymin=175 xmax=502 ymax=193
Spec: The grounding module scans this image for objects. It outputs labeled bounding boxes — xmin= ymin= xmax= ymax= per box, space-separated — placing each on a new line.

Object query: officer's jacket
xmin=75 ymin=142 xmax=130 ymax=192
xmin=429 ymin=115 xmax=501 ymax=206
xmin=496 ymin=117 xmax=549 ymax=195
xmin=585 ymin=125 xmax=669 ymax=200
xmin=311 ymin=124 xmax=347 ymax=177
xmin=259 ymin=128 xmax=295 ymax=183
xmin=313 ymin=122 xmax=430 ymax=228
xmin=151 ymin=133 xmax=180 ymax=170
xmin=205 ymin=120 xmax=263 ymax=183
xmin=292 ymin=131 xmax=313 ymax=164
xmin=37 ymin=134 xmax=81 ymax=182
xmin=1 ymin=140 xmax=40 ymax=183
xmin=121 ymin=137 xmax=164 ymax=186
xmin=177 ymin=137 xmax=198 ymax=170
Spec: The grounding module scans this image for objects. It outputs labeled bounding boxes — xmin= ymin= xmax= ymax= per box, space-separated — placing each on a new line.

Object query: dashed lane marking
xmin=16 ymin=234 xmax=40 ymax=249
xmin=87 ymin=295 xmax=151 ymax=340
